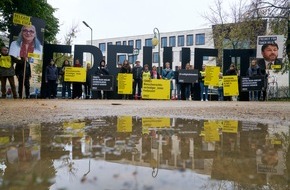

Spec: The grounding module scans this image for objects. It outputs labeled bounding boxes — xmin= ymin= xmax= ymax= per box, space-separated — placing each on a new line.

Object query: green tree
xmin=0 ymin=0 xmax=59 ymax=44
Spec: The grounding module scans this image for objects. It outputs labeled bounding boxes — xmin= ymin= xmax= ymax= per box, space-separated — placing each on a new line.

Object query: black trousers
xmin=17 ymin=75 xmax=30 ymax=98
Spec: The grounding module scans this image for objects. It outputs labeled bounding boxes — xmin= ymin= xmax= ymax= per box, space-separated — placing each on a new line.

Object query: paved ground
xmin=1 ymin=99 xmax=290 ymax=127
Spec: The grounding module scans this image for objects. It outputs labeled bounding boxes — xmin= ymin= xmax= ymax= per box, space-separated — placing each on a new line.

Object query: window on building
xmin=169 ymin=36 xmax=176 ymax=47
xmin=135 ymin=39 xmax=142 ymax=50
xmin=123 ymin=41 xmax=127 ymax=45
xmin=161 ymin=37 xmax=167 ymax=48
xmin=99 ymin=43 xmax=106 ymax=52
xmin=196 ymin=33 xmax=205 ymax=45
xmin=203 ymin=56 xmax=209 ymax=61
xmin=116 ymin=41 xmax=121 ymax=46
xmin=186 ymin=34 xmax=194 ymax=46
xmin=128 ymin=40 xmax=134 ymax=47
xmin=145 ymin=38 xmax=152 ymax=46
xmin=178 ymin=35 xmax=184 ymax=47
xmin=128 ymin=55 xmax=137 ymax=64
xmin=153 ymin=52 xmax=159 ymax=63
xmin=118 ymin=55 xmax=126 ymax=64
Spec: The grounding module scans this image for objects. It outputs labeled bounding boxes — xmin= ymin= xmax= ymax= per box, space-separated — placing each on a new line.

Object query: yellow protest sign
xmin=28 ymin=53 xmax=41 ymax=60
xmin=142 ymin=117 xmax=171 ymax=128
xmin=142 ymin=79 xmax=170 ymax=100
xmin=204 ymin=66 xmax=220 ymax=86
xmin=271 ymin=65 xmax=281 ymax=69
xmin=117 ymin=116 xmax=132 ymax=132
xmin=0 ymin=56 xmax=12 ymax=68
xmin=0 ymin=137 xmax=10 ymax=145
xmin=222 ymin=120 xmax=238 ymax=133
xmin=204 ymin=121 xmax=220 ymax=142
xmin=271 ymin=139 xmax=282 ymax=145
xmin=13 ymin=13 xmax=31 ymax=26
xmin=118 ymin=73 xmax=133 ymax=94
xmin=63 ymin=121 xmax=86 ymax=137
xmin=64 ymin=67 xmax=86 ymax=82
xmin=223 ymin=75 xmax=239 ymax=96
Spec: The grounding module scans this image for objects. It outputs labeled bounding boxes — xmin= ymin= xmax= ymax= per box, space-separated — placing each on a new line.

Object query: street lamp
xmin=152 ymin=27 xmax=161 ymax=74
xmin=82 ymin=21 xmax=93 ymax=64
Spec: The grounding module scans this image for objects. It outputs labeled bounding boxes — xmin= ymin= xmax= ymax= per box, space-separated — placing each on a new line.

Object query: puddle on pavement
xmin=0 ymin=117 xmax=289 ymax=190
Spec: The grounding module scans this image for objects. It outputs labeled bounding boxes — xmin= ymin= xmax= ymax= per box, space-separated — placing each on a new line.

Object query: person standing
xmin=60 ymin=59 xmax=72 ymax=99
xmin=173 ymin=66 xmax=181 ymax=100
xmin=151 ymin=65 xmax=161 ymax=79
xmin=217 ymin=72 xmax=223 ymax=101
xmin=15 ymin=57 xmax=31 ymax=99
xmin=45 ymin=59 xmax=58 ymax=99
xmin=0 ymin=46 xmax=24 ymax=99
xmin=84 ymin=63 xmax=92 ymax=99
xmin=132 ymin=60 xmax=143 ymax=99
xmin=225 ymin=63 xmax=238 ymax=101
xmin=142 ymin=64 xmax=151 ymax=80
xmin=162 ymin=62 xmax=174 ymax=99
xmin=95 ymin=60 xmax=109 ymax=99
xmin=199 ymin=64 xmax=208 ymax=101
xmin=184 ymin=63 xmax=192 ymax=100
xmin=72 ymin=59 xmax=83 ymax=99
xmin=119 ymin=60 xmax=132 ymax=99
xmin=247 ymin=59 xmax=261 ymax=101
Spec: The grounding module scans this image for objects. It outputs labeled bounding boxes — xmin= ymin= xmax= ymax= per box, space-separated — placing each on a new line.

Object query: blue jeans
xmin=200 ymin=82 xmax=208 ymax=100
xmin=185 ymin=83 xmax=191 ymax=100
xmin=249 ymin=91 xmax=258 ymax=101
xmin=176 ymin=83 xmax=181 ymax=100
xmin=218 ymin=87 xmax=223 ymax=101
xmin=62 ymin=81 xmax=71 ymax=98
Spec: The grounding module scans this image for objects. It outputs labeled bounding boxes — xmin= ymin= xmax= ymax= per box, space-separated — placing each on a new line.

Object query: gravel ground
xmin=0 ymin=99 xmax=290 ymax=126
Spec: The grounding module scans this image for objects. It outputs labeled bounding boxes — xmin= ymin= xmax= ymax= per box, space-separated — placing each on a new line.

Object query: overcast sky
xmin=47 ymin=0 xmax=227 ymax=45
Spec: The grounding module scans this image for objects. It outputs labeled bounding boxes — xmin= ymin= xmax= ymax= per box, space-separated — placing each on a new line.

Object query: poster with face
xmin=9 ymin=13 xmax=46 ymax=62
xmin=256 ymin=35 xmax=284 ymax=59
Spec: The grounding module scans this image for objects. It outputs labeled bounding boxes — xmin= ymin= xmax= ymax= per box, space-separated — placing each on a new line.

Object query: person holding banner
xmin=184 ymin=63 xmax=192 ymax=100
xmin=15 ymin=57 xmax=31 ymax=99
xmin=95 ymin=60 xmax=110 ymax=99
xmin=60 ymin=59 xmax=72 ymax=99
xmin=151 ymin=65 xmax=161 ymax=79
xmin=0 ymin=46 xmax=24 ymax=99
xmin=120 ymin=60 xmax=132 ymax=99
xmin=225 ymin=64 xmax=238 ymax=101
xmin=9 ymin=25 xmax=43 ymax=58
xmin=72 ymin=59 xmax=83 ymax=99
xmin=162 ymin=62 xmax=174 ymax=99
xmin=199 ymin=64 xmax=208 ymax=101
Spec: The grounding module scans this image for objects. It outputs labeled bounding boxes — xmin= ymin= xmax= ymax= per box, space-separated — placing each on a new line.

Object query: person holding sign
xmin=9 ymin=25 xmax=43 ymax=59
xmin=120 ymin=60 xmax=132 ymax=99
xmin=162 ymin=62 xmax=174 ymax=99
xmin=184 ymin=63 xmax=192 ymax=100
xmin=0 ymin=46 xmax=24 ymax=98
xmin=72 ymin=59 xmax=83 ymax=99
xmin=199 ymin=64 xmax=208 ymax=101
xmin=151 ymin=65 xmax=161 ymax=79
xmin=142 ymin=64 xmax=151 ymax=80
xmin=225 ymin=64 xmax=238 ymax=101
xmin=247 ymin=59 xmax=261 ymax=101
xmin=60 ymin=59 xmax=72 ymax=99
xmin=95 ymin=60 xmax=110 ymax=99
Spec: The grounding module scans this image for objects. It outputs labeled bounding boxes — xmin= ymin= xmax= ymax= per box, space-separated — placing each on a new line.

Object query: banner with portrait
xmin=9 ymin=13 xmax=46 ymax=62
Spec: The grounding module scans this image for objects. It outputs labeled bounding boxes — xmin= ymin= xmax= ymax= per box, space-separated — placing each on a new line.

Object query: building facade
xmin=86 ymin=28 xmax=214 ymax=69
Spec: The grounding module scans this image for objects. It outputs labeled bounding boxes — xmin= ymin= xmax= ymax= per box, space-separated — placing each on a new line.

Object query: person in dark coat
xmin=72 ymin=59 xmax=83 ymax=99
xmin=95 ymin=60 xmax=109 ymax=99
xmin=45 ymin=59 xmax=58 ymax=99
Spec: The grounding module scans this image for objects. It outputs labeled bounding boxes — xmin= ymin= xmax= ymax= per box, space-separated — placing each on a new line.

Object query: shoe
xmin=201 ymin=99 xmax=203 ymax=101
xmin=205 ymin=99 xmax=208 ymax=101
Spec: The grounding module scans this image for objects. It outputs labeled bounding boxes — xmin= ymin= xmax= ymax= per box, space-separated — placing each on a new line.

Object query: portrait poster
xmin=9 ymin=13 xmax=46 ymax=62
xmin=256 ymin=35 xmax=284 ymax=59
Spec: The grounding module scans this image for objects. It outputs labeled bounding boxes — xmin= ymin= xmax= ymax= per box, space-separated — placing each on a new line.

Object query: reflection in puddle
xmin=0 ymin=117 xmax=289 ymax=189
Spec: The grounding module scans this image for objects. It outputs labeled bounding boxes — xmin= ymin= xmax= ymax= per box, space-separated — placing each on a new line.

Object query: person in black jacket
xmin=15 ymin=57 xmax=31 ymax=98
xmin=132 ymin=60 xmax=143 ymax=99
xmin=95 ymin=60 xmax=109 ymax=99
